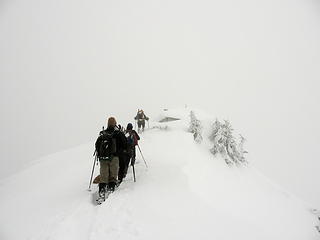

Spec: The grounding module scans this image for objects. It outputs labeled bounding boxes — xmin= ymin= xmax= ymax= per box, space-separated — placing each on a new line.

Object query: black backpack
xmin=96 ymin=130 xmax=117 ymax=160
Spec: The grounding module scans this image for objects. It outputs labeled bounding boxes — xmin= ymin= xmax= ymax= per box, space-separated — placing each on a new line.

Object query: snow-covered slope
xmin=0 ymin=108 xmax=318 ymax=240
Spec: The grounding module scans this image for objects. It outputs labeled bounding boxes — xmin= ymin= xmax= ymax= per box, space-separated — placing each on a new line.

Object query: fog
xmin=1 ymin=0 xmax=320 ymax=206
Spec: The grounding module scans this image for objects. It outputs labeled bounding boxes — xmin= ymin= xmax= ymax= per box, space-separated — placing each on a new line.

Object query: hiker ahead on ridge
xmin=134 ymin=109 xmax=149 ymax=133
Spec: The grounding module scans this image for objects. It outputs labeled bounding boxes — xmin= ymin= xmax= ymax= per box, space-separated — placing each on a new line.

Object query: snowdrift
xmin=0 ymin=108 xmax=318 ymax=240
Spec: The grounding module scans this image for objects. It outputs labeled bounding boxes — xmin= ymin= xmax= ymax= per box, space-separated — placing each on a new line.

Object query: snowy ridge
xmin=0 ymin=108 xmax=319 ymax=240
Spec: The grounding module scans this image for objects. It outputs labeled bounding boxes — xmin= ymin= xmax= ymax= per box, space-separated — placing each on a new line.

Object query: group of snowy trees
xmin=189 ymin=111 xmax=247 ymax=166
xmin=209 ymin=119 xmax=247 ymax=165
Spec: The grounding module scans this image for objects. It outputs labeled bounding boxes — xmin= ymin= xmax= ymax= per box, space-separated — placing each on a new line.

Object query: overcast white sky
xmin=0 ymin=0 xmax=320 ymax=206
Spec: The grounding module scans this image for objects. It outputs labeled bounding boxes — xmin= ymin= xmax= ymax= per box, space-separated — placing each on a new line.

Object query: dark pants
xmin=118 ymin=147 xmax=137 ymax=181
xmin=118 ymin=153 xmax=129 ymax=181
xmin=137 ymin=120 xmax=145 ymax=130
xmin=130 ymin=146 xmax=136 ymax=165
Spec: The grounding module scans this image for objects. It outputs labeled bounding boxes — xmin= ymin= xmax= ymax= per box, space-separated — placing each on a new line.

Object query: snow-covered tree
xmin=209 ymin=119 xmax=247 ymax=165
xmin=188 ymin=111 xmax=203 ymax=143
xmin=236 ymin=134 xmax=248 ymax=163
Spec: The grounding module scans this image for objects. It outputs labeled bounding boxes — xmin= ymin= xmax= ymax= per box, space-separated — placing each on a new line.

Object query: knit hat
xmin=127 ymin=123 xmax=133 ymax=130
xmin=107 ymin=117 xmax=117 ymax=127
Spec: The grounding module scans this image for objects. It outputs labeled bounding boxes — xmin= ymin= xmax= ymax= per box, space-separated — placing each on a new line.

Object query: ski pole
xmin=88 ymin=155 xmax=97 ymax=191
xmin=137 ymin=144 xmax=148 ymax=168
xmin=132 ymin=164 xmax=136 ymax=182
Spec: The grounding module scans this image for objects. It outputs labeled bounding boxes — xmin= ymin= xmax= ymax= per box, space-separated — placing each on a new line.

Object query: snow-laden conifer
xmin=209 ymin=119 xmax=247 ymax=165
xmin=188 ymin=111 xmax=203 ymax=143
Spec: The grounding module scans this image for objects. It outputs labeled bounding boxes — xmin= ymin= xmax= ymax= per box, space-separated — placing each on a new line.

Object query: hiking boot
xmin=107 ymin=182 xmax=116 ymax=192
xmin=98 ymin=183 xmax=106 ymax=197
xmin=116 ymin=179 xmax=122 ymax=187
xmin=123 ymin=168 xmax=128 ymax=179
xmin=99 ymin=190 xmax=105 ymax=199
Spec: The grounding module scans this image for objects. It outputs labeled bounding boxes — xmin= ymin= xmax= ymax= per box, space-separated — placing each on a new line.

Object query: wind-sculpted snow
xmin=0 ymin=109 xmax=318 ymax=240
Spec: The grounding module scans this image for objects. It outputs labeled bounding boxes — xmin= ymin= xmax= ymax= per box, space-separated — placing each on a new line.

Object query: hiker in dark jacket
xmin=125 ymin=123 xmax=140 ymax=171
xmin=118 ymin=123 xmax=140 ymax=183
xmin=117 ymin=124 xmax=129 ymax=185
xmin=134 ymin=109 xmax=149 ymax=133
xmin=95 ymin=117 xmax=127 ymax=196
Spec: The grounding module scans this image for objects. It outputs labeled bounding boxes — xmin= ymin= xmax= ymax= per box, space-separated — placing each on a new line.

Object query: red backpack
xmin=127 ymin=131 xmax=138 ymax=146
